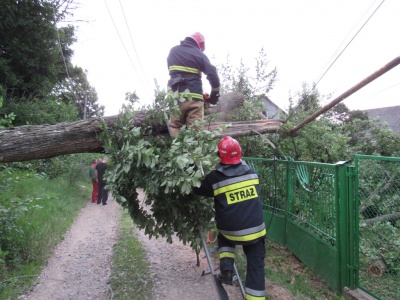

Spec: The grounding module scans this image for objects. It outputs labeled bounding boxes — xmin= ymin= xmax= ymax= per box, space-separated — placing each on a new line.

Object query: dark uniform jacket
xmin=194 ymin=161 xmax=266 ymax=243
xmin=167 ymin=37 xmax=220 ymax=100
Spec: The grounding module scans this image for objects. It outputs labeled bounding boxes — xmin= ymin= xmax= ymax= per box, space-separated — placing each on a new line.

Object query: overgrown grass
xmin=110 ymin=210 xmax=153 ymax=299
xmin=0 ymin=176 xmax=89 ymax=299
xmin=232 ymin=241 xmax=343 ymax=300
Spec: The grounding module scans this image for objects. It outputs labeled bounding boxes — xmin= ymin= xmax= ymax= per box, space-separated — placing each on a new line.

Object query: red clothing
xmin=90 ymin=163 xmax=98 ymax=202
xmin=91 ymin=179 xmax=98 ymax=202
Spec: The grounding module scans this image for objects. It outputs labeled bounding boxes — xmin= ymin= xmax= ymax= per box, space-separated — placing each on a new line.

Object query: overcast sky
xmin=70 ymin=0 xmax=400 ymax=116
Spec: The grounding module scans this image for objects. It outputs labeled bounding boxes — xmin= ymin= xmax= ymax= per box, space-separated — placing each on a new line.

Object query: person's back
xmin=89 ymin=159 xmax=98 ymax=203
xmin=203 ymin=161 xmax=265 ymax=236
xmin=89 ymin=159 xmax=97 ymax=179
xmin=193 ymin=137 xmax=266 ymax=300
xmin=168 ymin=36 xmax=219 ymax=99
xmin=96 ymin=161 xmax=107 ymax=183
xmin=95 ymin=157 xmax=109 ymax=205
xmin=167 ymin=32 xmax=220 ymax=137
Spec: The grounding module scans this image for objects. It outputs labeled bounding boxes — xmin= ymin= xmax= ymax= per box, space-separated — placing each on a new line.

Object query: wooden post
xmin=289 ymin=56 xmax=400 ymax=135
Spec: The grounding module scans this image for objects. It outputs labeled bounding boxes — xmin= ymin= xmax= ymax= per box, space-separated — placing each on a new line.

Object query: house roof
xmin=260 ymin=95 xmax=287 ymax=120
xmin=261 ymin=96 xmax=286 ymax=113
xmin=362 ymin=105 xmax=400 ymax=134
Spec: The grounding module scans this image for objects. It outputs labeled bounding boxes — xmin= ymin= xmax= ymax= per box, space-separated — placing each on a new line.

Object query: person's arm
xmin=200 ymin=54 xmax=220 ymax=104
xmin=202 ymin=56 xmax=220 ymax=90
xmin=193 ymin=174 xmax=214 ymax=197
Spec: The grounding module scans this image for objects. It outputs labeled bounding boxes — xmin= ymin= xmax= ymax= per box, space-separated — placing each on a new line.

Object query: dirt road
xmin=20 ymin=192 xmax=293 ymax=300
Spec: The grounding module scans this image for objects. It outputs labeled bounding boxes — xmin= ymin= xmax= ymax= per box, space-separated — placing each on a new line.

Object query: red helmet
xmin=189 ymin=32 xmax=205 ymax=51
xmin=218 ymin=136 xmax=242 ymax=164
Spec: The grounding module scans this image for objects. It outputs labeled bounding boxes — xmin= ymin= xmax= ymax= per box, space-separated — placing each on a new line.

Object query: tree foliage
xmin=276 ymin=83 xmax=400 ymax=162
xmin=218 ymin=47 xmax=277 ymax=98
xmin=10 ymin=96 xmax=78 ymax=126
xmin=0 ymin=0 xmax=104 ymax=124
xmin=99 ymin=92 xmax=223 ymax=250
xmin=0 ymin=0 xmax=75 ymax=98
xmin=52 ymin=66 xmax=104 ymax=118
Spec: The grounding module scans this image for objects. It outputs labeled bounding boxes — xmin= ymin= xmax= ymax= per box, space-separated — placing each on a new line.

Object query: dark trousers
xmin=218 ymin=234 xmax=266 ymax=298
xmin=97 ymin=180 xmax=108 ymax=204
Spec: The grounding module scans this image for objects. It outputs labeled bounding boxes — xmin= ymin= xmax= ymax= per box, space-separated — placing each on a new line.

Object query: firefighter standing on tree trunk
xmin=167 ymin=32 xmax=221 ymax=137
xmin=193 ymin=136 xmax=266 ymax=300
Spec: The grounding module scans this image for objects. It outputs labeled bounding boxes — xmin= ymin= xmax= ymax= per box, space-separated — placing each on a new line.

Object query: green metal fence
xmin=244 ymin=157 xmax=356 ymax=294
xmin=244 ymin=155 xmax=400 ymax=298
xmin=354 ymin=155 xmax=400 ymax=300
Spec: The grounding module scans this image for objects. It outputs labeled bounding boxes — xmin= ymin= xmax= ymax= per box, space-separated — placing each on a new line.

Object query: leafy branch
xmin=98 ymin=92 xmax=223 ymax=251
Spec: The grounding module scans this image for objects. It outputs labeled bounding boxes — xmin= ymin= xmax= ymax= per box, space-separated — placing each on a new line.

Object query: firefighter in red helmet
xmin=193 ymin=136 xmax=266 ymax=300
xmin=167 ymin=32 xmax=220 ymax=137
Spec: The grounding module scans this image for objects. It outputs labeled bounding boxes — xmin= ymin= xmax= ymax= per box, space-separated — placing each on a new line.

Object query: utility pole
xmin=289 ymin=56 xmax=400 ymax=135
xmin=83 ymin=93 xmax=88 ymax=119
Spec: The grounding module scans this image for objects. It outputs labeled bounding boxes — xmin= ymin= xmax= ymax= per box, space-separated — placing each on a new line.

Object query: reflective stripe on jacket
xmin=193 ymin=161 xmax=266 ymax=243
xmin=167 ymin=37 xmax=220 ymax=99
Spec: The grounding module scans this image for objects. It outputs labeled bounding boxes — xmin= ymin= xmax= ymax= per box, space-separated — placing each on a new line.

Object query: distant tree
xmin=279 ymin=85 xmax=351 ymax=162
xmin=0 ymin=84 xmax=16 ymax=128
xmin=324 ymin=102 xmax=350 ymax=124
xmin=0 ymin=0 xmax=76 ymax=99
xmin=278 ymin=83 xmax=400 ymax=162
xmin=12 ymin=96 xmax=78 ymax=126
xmin=218 ymin=47 xmax=277 ymax=99
xmin=343 ymin=112 xmax=400 ymax=157
xmin=0 ymin=0 xmax=104 ymax=122
xmin=53 ymin=66 xmax=104 ymax=118
xmin=215 ymin=48 xmax=278 ymax=157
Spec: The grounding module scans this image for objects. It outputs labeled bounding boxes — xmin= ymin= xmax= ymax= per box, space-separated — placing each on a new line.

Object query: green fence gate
xmin=244 ymin=156 xmax=399 ymax=299
xmin=244 ymin=157 xmax=357 ymax=294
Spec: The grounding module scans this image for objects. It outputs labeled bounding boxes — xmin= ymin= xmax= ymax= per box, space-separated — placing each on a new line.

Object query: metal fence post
xmin=336 ymin=161 xmax=350 ymax=292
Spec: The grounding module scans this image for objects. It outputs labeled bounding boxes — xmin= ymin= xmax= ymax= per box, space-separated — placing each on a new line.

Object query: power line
xmin=372 ymin=81 xmax=400 ymax=94
xmin=103 ymin=0 xmax=141 ymax=79
xmin=315 ymin=0 xmax=379 ymax=82
xmin=118 ymin=0 xmax=151 ymax=91
xmin=52 ymin=4 xmax=80 ymax=108
xmin=313 ymin=0 xmax=386 ymax=90
xmin=52 ymin=5 xmax=71 ymax=80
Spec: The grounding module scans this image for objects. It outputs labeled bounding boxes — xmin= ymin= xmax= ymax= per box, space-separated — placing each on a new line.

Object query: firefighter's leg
xmin=218 ymin=233 xmax=236 ymax=285
xmin=185 ymin=100 xmax=204 ymax=131
xmin=168 ymin=101 xmax=189 ymax=137
xmin=243 ymin=238 xmax=266 ymax=299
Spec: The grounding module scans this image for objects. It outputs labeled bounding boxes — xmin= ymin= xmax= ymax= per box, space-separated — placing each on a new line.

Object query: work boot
xmin=217 ymin=270 xmax=233 ymax=285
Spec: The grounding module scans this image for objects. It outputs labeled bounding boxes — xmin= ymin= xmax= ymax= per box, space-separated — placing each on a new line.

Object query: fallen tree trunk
xmin=0 ymin=92 xmax=284 ymax=163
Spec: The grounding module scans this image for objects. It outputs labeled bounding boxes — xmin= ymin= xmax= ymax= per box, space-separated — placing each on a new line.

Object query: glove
xmin=208 ymin=91 xmax=220 ymax=105
xmin=203 ymin=93 xmax=210 ymax=102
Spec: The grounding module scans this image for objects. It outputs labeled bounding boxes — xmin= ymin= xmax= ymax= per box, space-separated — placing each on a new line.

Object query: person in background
xmin=89 ymin=159 xmax=98 ymax=203
xmin=193 ymin=136 xmax=266 ymax=300
xmin=167 ymin=32 xmax=220 ymax=137
xmin=95 ymin=157 xmax=109 ymax=205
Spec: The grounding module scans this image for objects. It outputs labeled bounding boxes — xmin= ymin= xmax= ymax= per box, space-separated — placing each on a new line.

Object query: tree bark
xmin=361 ymin=212 xmax=400 ymax=226
xmin=0 ymin=92 xmax=284 ymax=163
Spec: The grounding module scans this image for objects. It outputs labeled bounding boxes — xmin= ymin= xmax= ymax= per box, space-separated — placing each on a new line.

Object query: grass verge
xmin=110 ymin=210 xmax=153 ymax=300
xmin=109 ymin=223 xmax=343 ymax=300
xmin=0 ymin=176 xmax=89 ymax=300
xmin=232 ymin=240 xmax=344 ymax=300
xmin=265 ymin=241 xmax=343 ymax=300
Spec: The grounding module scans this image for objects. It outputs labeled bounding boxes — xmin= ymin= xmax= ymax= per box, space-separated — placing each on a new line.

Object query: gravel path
xmin=134 ymin=190 xmax=244 ymax=300
xmin=20 ymin=190 xmax=293 ymax=300
xmin=20 ymin=198 xmax=121 ymax=300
